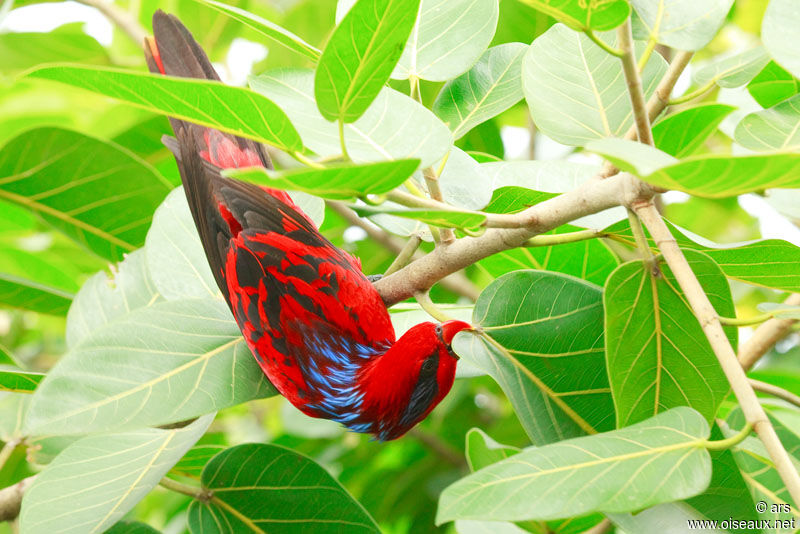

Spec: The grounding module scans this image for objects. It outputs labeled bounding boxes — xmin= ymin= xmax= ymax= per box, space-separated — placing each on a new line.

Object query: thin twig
xmin=73 ymin=0 xmax=148 ymax=47
xmin=423 ymin=167 xmax=455 ymax=244
xmin=636 ymin=203 xmax=800 ymax=505
xmin=384 ymin=234 xmax=421 ymax=276
xmin=739 ymin=293 xmax=800 ymax=371
xmin=617 ymin=20 xmax=654 ymax=146
xmin=750 ymin=379 xmax=800 ymax=410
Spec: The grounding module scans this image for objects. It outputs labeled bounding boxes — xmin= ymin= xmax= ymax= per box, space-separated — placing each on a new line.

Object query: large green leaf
xmin=465 ymin=428 xmax=519 ymax=472
xmin=66 ymin=249 xmax=161 ymax=348
xmin=19 ymin=416 xmax=211 ymax=534
xmin=476 ymin=224 xmax=618 ymax=286
xmin=251 ymin=69 xmax=452 ymax=167
xmin=516 ymin=0 xmax=629 ymax=31
xmin=433 ymin=43 xmax=527 ymax=139
xmin=748 ymin=61 xmax=800 ymax=108
xmin=195 ymin=0 xmax=321 ymax=60
xmin=227 ymin=158 xmax=420 ymax=199
xmin=762 ymin=0 xmax=800 ymax=79
xmin=588 ymin=138 xmax=800 ymax=198
xmin=188 ymin=443 xmax=380 ymax=533
xmin=0 ymin=24 xmax=108 ymax=73
xmin=0 ymin=127 xmax=171 ymax=261
xmin=437 ymin=407 xmax=711 ymax=523
xmin=631 ymin=0 xmax=733 ymax=51
xmin=0 ymin=246 xmax=77 ymax=314
xmin=604 ymin=218 xmax=800 ymax=292
xmin=605 ymin=250 xmax=733 ymax=427
xmin=735 ymin=94 xmax=800 ymax=151
xmin=316 ymin=0 xmax=420 ymax=123
xmin=24 ymin=299 xmax=275 ymax=436
xmin=652 ymin=104 xmax=735 ymax=157
xmin=26 ymin=66 xmax=303 ymax=153
xmin=105 ymin=521 xmax=161 ymax=534
xmin=385 ymin=0 xmax=499 ymax=82
xmin=452 ymin=271 xmax=614 ymax=445
xmin=522 ymin=24 xmax=667 ymax=146
xmin=693 ymin=47 xmax=770 ymax=89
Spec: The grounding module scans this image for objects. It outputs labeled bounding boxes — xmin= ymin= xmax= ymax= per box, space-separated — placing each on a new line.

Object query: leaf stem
xmin=584 ymin=30 xmax=625 ymax=57
xmin=637 ymin=36 xmax=658 ymax=72
xmin=703 ymin=422 xmax=753 ymax=451
xmin=423 ymin=166 xmax=455 ymax=244
xmin=338 ymin=118 xmax=351 ymax=161
xmin=415 ymin=290 xmax=455 ymax=323
xmin=668 ymin=80 xmax=716 ymax=105
xmin=384 ymin=234 xmax=422 ymax=276
xmin=291 ymin=151 xmax=325 ymax=169
xmin=718 ymin=314 xmax=772 ymax=327
xmin=627 ymin=208 xmax=655 ymax=265
xmin=159 ymin=476 xmax=211 ymax=502
xmin=750 ymin=379 xmax=800 ymax=410
xmin=524 ymin=229 xmax=603 ymax=247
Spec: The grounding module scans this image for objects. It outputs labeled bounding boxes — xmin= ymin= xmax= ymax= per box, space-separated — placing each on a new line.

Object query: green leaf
xmin=169 ymin=445 xmax=227 ymax=479
xmin=388 ymin=0 xmax=500 ymax=82
xmin=0 ymin=368 xmax=44 ymax=393
xmin=476 ymin=224 xmax=618 ymax=286
xmin=605 ymin=250 xmax=733 ymax=427
xmin=24 ymin=298 xmax=275 ymax=436
xmin=452 ymin=271 xmax=614 ymax=445
xmin=352 ymin=206 xmax=486 ymax=229
xmin=437 ymin=407 xmax=711 ymax=523
xmin=0 ymin=247 xmax=77 ymax=315
xmin=465 ymin=428 xmax=519 ymax=472
xmin=251 ymin=69 xmax=452 ymax=167
xmin=105 ymin=521 xmax=161 ymax=534
xmin=588 ymin=138 xmax=800 ymax=198
xmin=762 ymin=0 xmax=800 ymax=79
xmin=227 ymin=159 xmax=420 ymax=199
xmin=0 ymin=127 xmax=171 ymax=261
xmin=316 ymin=0 xmax=420 ymax=123
xmin=757 ymin=302 xmax=800 ymax=319
xmin=604 ymin=218 xmax=800 ymax=292
xmin=735 ymin=94 xmax=800 ymax=151
xmin=482 ymin=186 xmax=556 ymax=214
xmin=523 ymin=24 xmax=668 ymax=146
xmin=434 ymin=43 xmax=527 ymax=139
xmin=748 ymin=61 xmax=800 ymax=108
xmin=145 ymin=188 xmax=219 ymax=301
xmin=0 ymin=24 xmax=108 ymax=73
xmin=516 ymin=0 xmax=629 ymax=31
xmin=66 ymin=249 xmax=161 ymax=349
xmin=195 ymin=0 xmax=321 ymax=60
xmin=631 ymin=0 xmax=733 ymax=51
xmin=455 ymin=521 xmax=529 ymax=534
xmin=652 ymin=104 xmax=736 ymax=157
xmin=26 ymin=66 xmax=303 ymax=154
xmin=188 ymin=443 xmax=381 ymax=533
xmin=693 ymin=47 xmax=770 ymax=89
xmin=19 ymin=415 xmax=211 ymax=534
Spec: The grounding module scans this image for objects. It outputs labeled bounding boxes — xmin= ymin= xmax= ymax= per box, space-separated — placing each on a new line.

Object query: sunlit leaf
xmin=251 ymin=69 xmax=452 ymax=167
xmin=0 ymin=24 xmax=108 ymax=73
xmin=516 ymin=0 xmax=629 ymax=31
xmin=523 ymin=24 xmax=667 ymax=146
xmin=227 ymin=159 xmax=420 ymax=199
xmin=0 ymin=246 xmax=77 ymax=315
xmin=105 ymin=521 xmax=161 ymax=534
xmin=0 ymin=368 xmax=44 ymax=393
xmin=169 ymin=445 xmax=226 ymax=479
xmin=437 ymin=408 xmax=711 ymax=523
xmin=631 ymin=0 xmax=733 ymax=51
xmin=693 ymin=47 xmax=770 ymax=89
xmin=762 ymin=0 xmax=800 ymax=79
xmin=24 ymin=298 xmax=275 ymax=435
xmin=452 ymin=271 xmax=614 ymax=445
xmin=465 ymin=428 xmax=519 ymax=472
xmin=748 ymin=61 xmax=800 ymax=108
xmin=316 ymin=0 xmax=420 ymax=122
xmin=434 ymin=43 xmax=527 ymax=139
xmin=605 ymin=250 xmax=733 ymax=426
xmin=757 ymin=302 xmax=800 ymax=319
xmin=26 ymin=66 xmax=303 ymax=153
xmin=0 ymin=127 xmax=171 ymax=261
xmin=188 ymin=443 xmax=381 ymax=533
xmin=652 ymin=104 xmax=735 ymax=157
xmin=19 ymin=416 xmax=211 ymax=534
xmin=735 ymin=94 xmax=800 ymax=151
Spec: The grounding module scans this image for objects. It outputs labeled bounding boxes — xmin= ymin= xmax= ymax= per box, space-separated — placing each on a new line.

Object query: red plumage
xmin=145 ymin=11 xmax=470 ymax=440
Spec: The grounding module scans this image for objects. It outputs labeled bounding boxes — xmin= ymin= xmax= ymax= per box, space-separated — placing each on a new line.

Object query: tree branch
xmin=0 ymin=476 xmax=35 ymax=523
xmin=739 ymin=293 xmax=800 ymax=371
xmin=750 ymin=379 xmax=800 ymax=410
xmin=617 ymin=20 xmax=653 ymax=146
xmin=635 ymin=204 xmax=800 ymax=505
xmin=73 ymin=0 xmax=148 ymax=47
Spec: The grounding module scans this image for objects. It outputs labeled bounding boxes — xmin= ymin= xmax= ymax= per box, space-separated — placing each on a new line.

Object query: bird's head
xmin=356 ymin=319 xmax=471 ymax=441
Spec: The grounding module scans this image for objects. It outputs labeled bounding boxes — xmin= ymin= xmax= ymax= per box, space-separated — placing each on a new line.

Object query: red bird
xmin=145 ymin=11 xmax=470 ymax=441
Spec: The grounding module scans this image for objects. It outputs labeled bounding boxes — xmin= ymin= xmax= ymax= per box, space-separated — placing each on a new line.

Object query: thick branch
xmin=636 ymin=204 xmax=800 ymax=505
xmin=739 ymin=293 xmax=800 ymax=371
xmin=374 ymin=172 xmax=636 ymax=305
xmin=0 ymin=476 xmax=35 ymax=522
xmin=74 ymin=0 xmax=148 ymax=47
xmin=617 ymin=20 xmax=653 ymax=145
